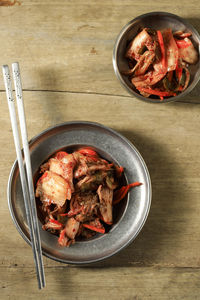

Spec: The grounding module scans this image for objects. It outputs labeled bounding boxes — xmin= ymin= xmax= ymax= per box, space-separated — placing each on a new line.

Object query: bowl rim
xmin=7 ymin=121 xmax=152 ymax=264
xmin=113 ymin=11 xmax=200 ymax=103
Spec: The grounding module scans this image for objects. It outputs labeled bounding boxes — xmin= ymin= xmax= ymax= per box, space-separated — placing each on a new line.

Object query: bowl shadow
xmin=186 ymin=18 xmax=200 ymax=33
xmin=179 ymin=81 xmax=200 ymax=104
xmin=77 ymin=130 xmax=186 ymax=268
xmin=177 ymin=18 xmax=200 ymax=104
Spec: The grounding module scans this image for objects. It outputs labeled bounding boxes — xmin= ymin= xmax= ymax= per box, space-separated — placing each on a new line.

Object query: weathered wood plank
xmin=0 ymin=0 xmax=199 ymax=102
xmin=0 ymin=91 xmax=200 ymax=270
xmin=1 ymin=265 xmax=200 ymax=300
xmin=0 ymin=1 xmax=200 ymax=297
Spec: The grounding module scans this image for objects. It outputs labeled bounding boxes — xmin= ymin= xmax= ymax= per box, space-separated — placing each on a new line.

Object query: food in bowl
xmin=8 ymin=121 xmax=151 ymax=264
xmin=123 ymin=27 xmax=198 ymax=100
xmin=35 ymin=147 xmax=142 ymax=247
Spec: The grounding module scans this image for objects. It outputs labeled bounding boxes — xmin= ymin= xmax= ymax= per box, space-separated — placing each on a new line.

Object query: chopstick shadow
xmin=186 ymin=18 xmax=200 ymax=33
xmin=74 ymin=130 xmax=186 ymax=269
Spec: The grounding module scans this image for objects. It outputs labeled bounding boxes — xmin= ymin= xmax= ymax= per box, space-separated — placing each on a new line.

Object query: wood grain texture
xmin=0 ymin=0 xmax=199 ymax=101
xmin=1 ymin=266 xmax=200 ymax=300
xmin=1 ymin=91 xmax=200 ymax=298
xmin=0 ymin=0 xmax=200 ymax=298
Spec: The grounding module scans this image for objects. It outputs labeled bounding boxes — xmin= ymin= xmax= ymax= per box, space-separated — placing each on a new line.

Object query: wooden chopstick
xmin=2 ymin=63 xmax=46 ymax=289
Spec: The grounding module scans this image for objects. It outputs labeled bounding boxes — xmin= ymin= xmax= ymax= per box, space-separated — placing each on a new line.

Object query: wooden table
xmin=0 ymin=1 xmax=200 ymax=299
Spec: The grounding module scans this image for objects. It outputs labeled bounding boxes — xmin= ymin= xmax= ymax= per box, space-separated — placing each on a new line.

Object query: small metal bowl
xmin=8 ymin=121 xmax=151 ymax=264
xmin=113 ymin=12 xmax=200 ymax=103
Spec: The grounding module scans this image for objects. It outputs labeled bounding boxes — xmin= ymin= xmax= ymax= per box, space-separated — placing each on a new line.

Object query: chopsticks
xmin=2 ymin=63 xmax=46 ymax=289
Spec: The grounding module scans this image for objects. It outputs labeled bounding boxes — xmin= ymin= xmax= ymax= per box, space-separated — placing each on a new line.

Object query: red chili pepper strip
xmin=83 ymin=224 xmax=105 ymax=234
xmin=49 ymin=219 xmax=63 ymax=226
xmin=59 ymin=213 xmax=69 ymax=216
xmin=55 ymin=151 xmax=68 ymax=160
xmin=175 ymin=39 xmax=192 ymax=49
xmin=60 ymin=211 xmax=77 ymax=217
xmin=78 ymin=148 xmax=98 ymax=157
xmin=157 ymin=30 xmax=166 ymax=69
xmin=58 ymin=229 xmax=66 ymax=244
xmin=60 ymin=208 xmax=83 ymax=217
xmin=137 ymin=87 xmax=176 ymax=97
xmin=113 ymin=182 xmax=142 ymax=205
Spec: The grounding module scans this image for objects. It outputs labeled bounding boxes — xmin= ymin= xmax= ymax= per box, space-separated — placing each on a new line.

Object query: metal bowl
xmin=8 ymin=121 xmax=151 ymax=264
xmin=113 ymin=12 xmax=200 ymax=103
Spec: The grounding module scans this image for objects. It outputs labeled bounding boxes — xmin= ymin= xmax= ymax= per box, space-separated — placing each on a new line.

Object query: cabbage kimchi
xmin=124 ymin=28 xmax=198 ymax=100
xmin=35 ymin=148 xmax=142 ymax=247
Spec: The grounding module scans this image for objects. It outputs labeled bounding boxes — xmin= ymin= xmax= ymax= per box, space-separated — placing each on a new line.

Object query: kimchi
xmin=124 ymin=28 xmax=198 ymax=100
xmin=35 ymin=148 xmax=142 ymax=247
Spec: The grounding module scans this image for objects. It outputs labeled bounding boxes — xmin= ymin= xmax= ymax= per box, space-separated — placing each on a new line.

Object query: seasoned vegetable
xmin=124 ymin=28 xmax=198 ymax=100
xmin=36 ymin=148 xmax=142 ymax=247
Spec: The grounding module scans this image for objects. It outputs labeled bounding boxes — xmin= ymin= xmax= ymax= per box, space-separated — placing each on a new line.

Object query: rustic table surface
xmin=0 ymin=1 xmax=200 ymax=299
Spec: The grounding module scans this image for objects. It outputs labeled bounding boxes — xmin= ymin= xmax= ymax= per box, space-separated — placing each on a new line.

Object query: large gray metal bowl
xmin=113 ymin=12 xmax=200 ymax=103
xmin=8 ymin=121 xmax=151 ymax=264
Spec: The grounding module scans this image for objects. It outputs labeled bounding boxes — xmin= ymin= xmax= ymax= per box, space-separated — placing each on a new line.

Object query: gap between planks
xmin=1 ymin=264 xmax=200 ymax=270
xmin=0 ymin=89 xmax=199 ymax=104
